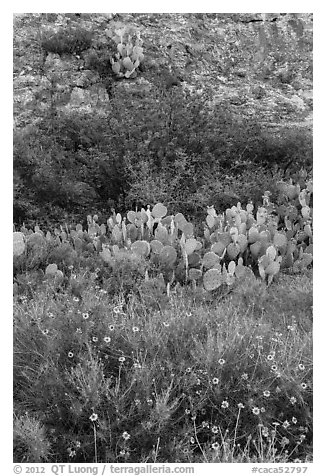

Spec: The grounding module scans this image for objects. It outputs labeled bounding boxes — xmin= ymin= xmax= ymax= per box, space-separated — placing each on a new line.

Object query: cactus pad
xmin=131 ymin=240 xmax=150 ymax=258
xmin=13 ymin=232 xmax=25 ymax=257
xmin=203 ymin=268 xmax=223 ymax=291
xmin=152 ymin=203 xmax=167 ymax=219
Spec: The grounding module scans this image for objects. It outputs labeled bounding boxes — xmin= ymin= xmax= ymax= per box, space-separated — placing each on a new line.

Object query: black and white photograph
xmin=12 ymin=8 xmax=314 ymax=469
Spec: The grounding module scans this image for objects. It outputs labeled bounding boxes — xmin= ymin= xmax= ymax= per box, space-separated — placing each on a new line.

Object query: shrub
xmin=41 ymin=26 xmax=93 ymax=56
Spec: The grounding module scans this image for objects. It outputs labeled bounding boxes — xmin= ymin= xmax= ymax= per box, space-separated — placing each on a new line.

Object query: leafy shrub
xmin=41 ymin=26 xmax=93 ymax=56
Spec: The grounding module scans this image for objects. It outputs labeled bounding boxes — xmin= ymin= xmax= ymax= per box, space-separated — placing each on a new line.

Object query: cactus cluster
xmin=13 ymin=176 xmax=313 ymax=296
xmin=105 ymin=24 xmax=144 ymax=79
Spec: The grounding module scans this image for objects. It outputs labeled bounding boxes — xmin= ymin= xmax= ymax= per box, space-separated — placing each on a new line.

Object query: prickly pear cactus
xmin=13 ymin=232 xmax=25 ymax=257
xmin=203 ymin=268 xmax=223 ymax=291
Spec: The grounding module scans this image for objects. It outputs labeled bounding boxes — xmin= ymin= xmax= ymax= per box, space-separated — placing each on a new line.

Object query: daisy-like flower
xmin=190 ymin=437 xmax=195 ymax=444
xmin=211 ymin=426 xmax=219 ymax=434
xmin=104 ymin=336 xmax=111 ymax=343
xmin=185 ymin=312 xmax=192 ymax=317
xmin=202 ymin=421 xmax=209 ymax=428
xmin=298 ymin=363 xmax=305 ymax=371
xmin=82 ymin=312 xmax=89 ymax=320
xmin=89 ymin=413 xmax=98 ymax=422
xmin=262 ymin=427 xmax=269 ymax=437
xmin=260 ymin=407 xmax=266 ymax=413
xmin=238 ymin=403 xmax=245 ymax=409
xmin=212 ymin=442 xmax=219 ymax=450
xmin=241 ymin=373 xmax=249 ymax=380
xmin=134 ymin=399 xmax=141 ymax=406
xmin=281 ymin=437 xmax=290 ymax=446
xmin=212 ymin=377 xmax=219 ymax=385
xmin=69 ymin=449 xmax=76 ymax=458
xmin=119 ymin=449 xmax=126 ymax=456
xmin=133 ymin=362 xmax=142 ymax=369
xmin=73 ymin=296 xmax=80 ymax=302
xmin=299 ymin=435 xmax=306 ymax=442
xmin=301 ymin=382 xmax=307 ymax=390
xmin=119 ymin=356 xmax=126 ymax=363
xmin=132 ymin=326 xmax=140 ymax=332
xmin=186 ymin=367 xmax=192 ymax=373
xmin=92 ymin=336 xmax=98 ymax=342
xmin=221 ymin=400 xmax=229 ymax=409
xmin=76 ymin=328 xmax=82 ymax=334
xmin=75 ymin=441 xmax=81 ymax=448
xmin=263 ymin=390 xmax=271 ymax=397
xmin=252 ymin=407 xmax=260 ymax=415
xmin=282 ymin=420 xmax=290 ymax=429
xmin=218 ymin=358 xmax=225 ymax=365
xmin=68 ymin=351 xmax=74 ymax=358
xmin=271 ymin=364 xmax=278 ymax=371
xmin=42 ymin=329 xmax=49 ymax=335
xmin=185 ymin=409 xmax=191 ymax=414
xmin=290 ymin=396 xmax=297 ymax=405
xmin=122 ymin=431 xmax=130 ymax=440
xmin=47 ymin=312 xmax=54 ymax=318
xmin=292 ymin=417 xmax=298 ymax=424
xmin=267 ymin=354 xmax=275 ymax=361
xmin=108 ymin=324 xmax=115 ymax=331
xmin=163 ymin=322 xmax=170 ymax=327
xmin=113 ymin=306 xmax=122 ymax=314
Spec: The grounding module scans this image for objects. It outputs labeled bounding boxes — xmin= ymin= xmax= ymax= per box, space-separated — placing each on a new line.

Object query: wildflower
xmin=298 ymin=363 xmax=305 ymax=371
xmin=163 ymin=322 xmax=170 ymax=327
xmin=47 ymin=312 xmax=54 ymax=318
xmin=290 ymin=396 xmax=297 ymax=405
xmin=301 ymin=382 xmax=307 ymax=390
xmin=186 ymin=367 xmax=192 ymax=373
xmin=75 ymin=441 xmax=81 ymax=448
xmin=104 ymin=336 xmax=111 ymax=343
xmin=260 ymin=407 xmax=266 ymax=413
xmin=113 ymin=306 xmax=122 ymax=314
xmin=256 ymin=335 xmax=263 ymax=340
xmin=92 ymin=337 xmax=98 ymax=342
xmin=241 ymin=373 xmax=249 ymax=380
xmin=212 ymin=377 xmax=219 ymax=385
xmin=82 ymin=312 xmax=89 ymax=319
xmin=201 ymin=408 xmax=206 ymax=415
xmin=212 ymin=442 xmax=219 ymax=450
xmin=147 ymin=398 xmax=153 ymax=405
xmin=99 ymin=289 xmax=107 ymax=294
xmin=263 ymin=390 xmax=271 ymax=397
xmin=122 ymin=431 xmax=130 ymax=440
xmin=267 ymin=354 xmax=275 ymax=361
xmin=221 ymin=400 xmax=229 ymax=409
xmin=108 ymin=325 xmax=115 ymax=331
xmin=281 ymin=437 xmax=290 ymax=446
xmin=292 ymin=417 xmax=298 ymax=424
xmin=190 ymin=437 xmax=195 ymax=444
xmin=76 ymin=328 xmax=82 ymax=334
xmin=238 ymin=403 xmax=245 ymax=409
xmin=89 ymin=413 xmax=98 ymax=422
xmin=262 ymin=427 xmax=269 ymax=437
xmin=271 ymin=364 xmax=278 ymax=371
xmin=275 ymin=386 xmax=281 ymax=393
xmin=252 ymin=407 xmax=260 ymax=415
xmin=134 ymin=399 xmax=141 ymax=406
xmin=68 ymin=449 xmax=76 ymax=458
xmin=73 ymin=296 xmax=80 ymax=302
xmin=68 ymin=352 xmax=74 ymax=358
xmin=218 ymin=358 xmax=225 ymax=365
xmin=118 ymin=356 xmax=126 ymax=363
xmin=132 ymin=326 xmax=140 ymax=332
xmin=133 ymin=362 xmax=142 ymax=369
xmin=287 ymin=325 xmax=295 ymax=331
xmin=186 ymin=312 xmax=192 ymax=317
xmin=299 ymin=435 xmax=306 ymax=442
xmin=119 ymin=449 xmax=126 ymax=456
xmin=202 ymin=421 xmax=209 ymax=428
xmin=185 ymin=409 xmax=191 ymax=414
xmin=211 ymin=426 xmax=219 ymax=434
xmin=42 ymin=329 xmax=49 ymax=335
xmin=282 ymin=420 xmax=290 ymax=429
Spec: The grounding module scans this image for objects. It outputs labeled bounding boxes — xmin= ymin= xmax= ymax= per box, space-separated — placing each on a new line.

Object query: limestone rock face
xmin=13 ymin=13 xmax=312 ymax=130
